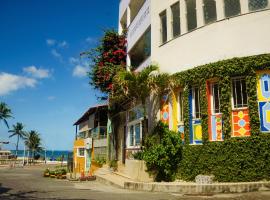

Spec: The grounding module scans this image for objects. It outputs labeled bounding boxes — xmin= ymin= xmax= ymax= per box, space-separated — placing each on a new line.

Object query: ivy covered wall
xmin=172 ymin=54 xmax=270 ymax=144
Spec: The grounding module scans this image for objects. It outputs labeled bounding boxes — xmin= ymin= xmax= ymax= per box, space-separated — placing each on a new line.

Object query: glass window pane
xmin=179 ymin=91 xmax=184 ymax=122
xmin=135 ymin=123 xmax=141 ymax=146
xmin=236 ymin=80 xmax=242 ymax=108
xmin=129 ymin=125 xmax=134 ymax=146
xmin=171 ymin=2 xmax=181 ymax=37
xmin=232 ymin=78 xmax=248 ymax=108
xmin=249 ymin=0 xmax=268 ymax=11
xmin=186 ymin=0 xmax=197 ymax=31
xmin=194 ymin=87 xmax=200 ymax=118
xmin=213 ymin=83 xmax=220 ymax=113
xmin=241 ymin=79 xmax=248 ymax=107
xmin=160 ymin=11 xmax=167 ymax=43
xmin=203 ymin=0 xmax=217 ymax=24
xmin=224 ymin=0 xmax=241 ymax=17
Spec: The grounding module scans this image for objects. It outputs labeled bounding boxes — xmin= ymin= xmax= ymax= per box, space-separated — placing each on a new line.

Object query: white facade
xmin=119 ymin=0 xmax=270 ymax=73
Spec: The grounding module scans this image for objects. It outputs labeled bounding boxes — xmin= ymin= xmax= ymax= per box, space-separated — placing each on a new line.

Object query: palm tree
xmin=112 ymin=65 xmax=176 ymax=142
xmin=0 ymin=102 xmax=12 ymax=130
xmin=24 ymin=130 xmax=42 ymax=162
xmin=8 ymin=122 xmax=26 ymax=156
xmin=112 ymin=65 xmax=160 ymax=141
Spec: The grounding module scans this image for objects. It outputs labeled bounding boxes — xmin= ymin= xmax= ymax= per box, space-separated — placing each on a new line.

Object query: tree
xmin=84 ymin=29 xmax=127 ymax=95
xmin=24 ymin=130 xmax=42 ymax=161
xmin=112 ymin=65 xmax=159 ymax=140
xmin=111 ymin=65 xmax=177 ymax=141
xmin=0 ymin=102 xmax=12 ymax=130
xmin=8 ymin=122 xmax=26 ymax=156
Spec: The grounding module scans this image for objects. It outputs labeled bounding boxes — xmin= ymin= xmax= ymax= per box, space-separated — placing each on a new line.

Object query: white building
xmin=115 ymin=0 xmax=270 ymax=180
xmin=119 ymin=0 xmax=270 ymax=73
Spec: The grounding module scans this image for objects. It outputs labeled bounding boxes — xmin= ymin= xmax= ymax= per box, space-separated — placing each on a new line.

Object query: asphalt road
xmin=1 ymin=165 xmax=270 ymax=200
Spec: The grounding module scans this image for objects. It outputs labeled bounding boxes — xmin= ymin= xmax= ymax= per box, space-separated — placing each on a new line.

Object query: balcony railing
xmin=90 ymin=126 xmax=107 ymax=139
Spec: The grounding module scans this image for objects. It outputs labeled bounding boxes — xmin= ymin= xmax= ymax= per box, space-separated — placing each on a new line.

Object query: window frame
xmin=177 ymin=90 xmax=184 ymax=124
xmin=171 ymin=1 xmax=181 ymax=38
xmin=210 ymin=82 xmax=221 ymax=114
xmin=186 ymin=0 xmax=197 ymax=31
xmin=127 ymin=118 xmax=143 ymax=148
xmin=224 ymin=0 xmax=241 ymax=18
xmin=248 ymin=0 xmax=269 ymax=12
xmin=159 ymin=10 xmax=167 ymax=44
xmin=77 ymin=147 xmax=85 ymax=157
xmin=231 ymin=77 xmax=248 ymax=110
xmin=203 ymin=0 xmax=217 ymax=25
xmin=192 ymin=86 xmax=201 ymax=119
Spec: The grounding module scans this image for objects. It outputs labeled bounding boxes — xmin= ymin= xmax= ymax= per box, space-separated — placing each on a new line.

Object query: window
xmin=249 ymin=0 xmax=269 ymax=11
xmin=203 ymin=0 xmax=217 ymax=24
xmin=232 ymin=78 xmax=248 ymax=109
xmin=192 ymin=87 xmax=201 ymax=119
xmin=160 ymin=10 xmax=167 ymax=44
xmin=186 ymin=0 xmax=197 ymax=31
xmin=128 ymin=123 xmax=141 ymax=147
xmin=77 ymin=148 xmax=85 ymax=157
xmin=171 ymin=2 xmax=181 ymax=38
xmin=130 ymin=28 xmax=151 ymax=69
xmin=78 ymin=131 xmax=86 ymax=139
xmin=211 ymin=83 xmax=221 ymax=114
xmin=178 ymin=91 xmax=184 ymax=122
xmin=224 ymin=0 xmax=241 ymax=17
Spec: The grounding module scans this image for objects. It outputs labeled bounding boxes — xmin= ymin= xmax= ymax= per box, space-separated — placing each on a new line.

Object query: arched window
xmin=249 ymin=0 xmax=269 ymax=11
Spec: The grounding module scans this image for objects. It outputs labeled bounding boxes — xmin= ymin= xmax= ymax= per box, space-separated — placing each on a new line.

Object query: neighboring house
xmin=112 ymin=0 xmax=270 ymax=180
xmin=73 ymin=104 xmax=108 ymax=174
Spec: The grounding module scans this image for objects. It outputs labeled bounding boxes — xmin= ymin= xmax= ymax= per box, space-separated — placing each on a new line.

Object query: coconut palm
xmin=8 ymin=122 xmax=26 ymax=156
xmin=112 ymin=65 xmax=176 ymax=141
xmin=0 ymin=102 xmax=12 ymax=130
xmin=112 ymin=65 xmax=160 ymax=141
xmin=24 ymin=130 xmax=42 ymax=162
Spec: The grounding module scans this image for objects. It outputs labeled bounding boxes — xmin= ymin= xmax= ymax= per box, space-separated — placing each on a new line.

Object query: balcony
xmin=90 ymin=126 xmax=107 ymax=139
xmin=127 ymin=0 xmax=150 ymax=51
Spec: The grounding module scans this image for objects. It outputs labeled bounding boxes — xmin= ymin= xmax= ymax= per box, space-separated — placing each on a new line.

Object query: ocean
xmin=10 ymin=150 xmax=73 ymax=161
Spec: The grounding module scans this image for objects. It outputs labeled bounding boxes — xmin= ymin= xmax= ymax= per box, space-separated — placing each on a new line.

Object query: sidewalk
xmin=94 ymin=168 xmax=270 ymax=194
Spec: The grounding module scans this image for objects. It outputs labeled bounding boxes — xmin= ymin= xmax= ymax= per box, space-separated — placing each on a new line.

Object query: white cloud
xmin=72 ymin=65 xmax=88 ymax=78
xmin=69 ymin=57 xmax=80 ymax=65
xmin=47 ymin=96 xmax=56 ymax=101
xmin=0 ymin=72 xmax=37 ymax=96
xmin=58 ymin=41 xmax=68 ymax=48
xmin=85 ymin=37 xmax=97 ymax=45
xmin=51 ymin=49 xmax=63 ymax=61
xmin=46 ymin=39 xmax=56 ymax=46
xmin=23 ymin=66 xmax=51 ymax=79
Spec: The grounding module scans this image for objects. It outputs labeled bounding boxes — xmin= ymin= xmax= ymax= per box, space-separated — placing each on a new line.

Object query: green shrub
xmin=142 ymin=122 xmax=182 ymax=182
xmin=178 ymin=134 xmax=270 ymax=182
xmin=109 ymin=159 xmax=118 ymax=171
xmin=95 ymin=156 xmax=106 ymax=166
xmin=132 ymin=151 xmax=144 ymax=160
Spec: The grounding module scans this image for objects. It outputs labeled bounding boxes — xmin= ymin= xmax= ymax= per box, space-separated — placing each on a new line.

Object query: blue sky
xmin=0 ymin=0 xmax=119 ymax=150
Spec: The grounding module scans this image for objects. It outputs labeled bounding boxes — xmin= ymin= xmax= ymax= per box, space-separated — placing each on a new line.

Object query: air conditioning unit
xmin=84 ymin=138 xmax=92 ymax=150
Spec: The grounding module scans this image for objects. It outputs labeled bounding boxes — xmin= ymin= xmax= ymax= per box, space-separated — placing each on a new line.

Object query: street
xmin=1 ymin=166 xmax=270 ymax=200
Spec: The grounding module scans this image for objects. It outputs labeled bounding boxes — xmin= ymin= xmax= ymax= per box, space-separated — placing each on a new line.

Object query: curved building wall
xmin=151 ymin=1 xmax=270 ymax=73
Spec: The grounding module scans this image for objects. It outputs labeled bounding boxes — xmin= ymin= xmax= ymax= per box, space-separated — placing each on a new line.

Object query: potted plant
xmin=49 ymin=170 xmax=55 ymax=178
xmin=43 ymin=168 xmax=50 ymax=177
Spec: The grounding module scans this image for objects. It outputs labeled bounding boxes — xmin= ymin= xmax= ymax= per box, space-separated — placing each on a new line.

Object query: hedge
xmin=178 ymin=134 xmax=270 ymax=182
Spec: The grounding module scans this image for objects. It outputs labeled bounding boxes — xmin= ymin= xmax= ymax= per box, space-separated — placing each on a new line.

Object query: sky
xmin=0 ymin=0 xmax=119 ymax=150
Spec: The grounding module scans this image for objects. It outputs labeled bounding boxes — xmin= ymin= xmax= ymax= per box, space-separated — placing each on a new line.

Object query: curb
xmin=95 ymin=175 xmax=124 ymax=189
xmin=124 ymin=181 xmax=270 ymax=194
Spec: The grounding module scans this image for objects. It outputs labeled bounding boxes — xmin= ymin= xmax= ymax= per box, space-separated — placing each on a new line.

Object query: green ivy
xmin=178 ymin=134 xmax=270 ymax=182
xmin=172 ymin=54 xmax=270 ymax=143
